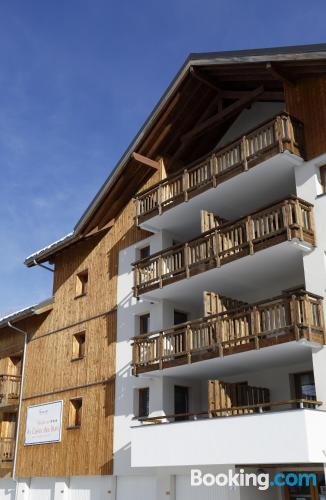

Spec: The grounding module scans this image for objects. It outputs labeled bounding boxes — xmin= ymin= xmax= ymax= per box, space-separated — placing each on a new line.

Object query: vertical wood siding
xmin=285 ymin=76 xmax=326 ymax=159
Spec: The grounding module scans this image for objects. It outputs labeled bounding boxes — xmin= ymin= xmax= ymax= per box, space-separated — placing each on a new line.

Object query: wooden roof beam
xmin=169 ymin=92 xmax=223 ymax=165
xmin=266 ymin=62 xmax=296 ymax=88
xmin=131 ymin=152 xmax=160 ymax=170
xmin=182 ymin=85 xmax=265 ymax=142
xmin=190 ymin=67 xmax=222 ymax=93
xmin=220 ymin=89 xmax=284 ymax=101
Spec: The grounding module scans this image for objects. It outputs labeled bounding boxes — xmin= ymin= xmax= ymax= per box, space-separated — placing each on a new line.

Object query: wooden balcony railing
xmin=0 ymin=438 xmax=15 ymax=467
xmin=134 ymin=113 xmax=305 ymax=224
xmin=0 ymin=374 xmax=21 ymax=405
xmin=138 ymin=399 xmax=323 ymax=424
xmin=132 ymin=290 xmax=325 ymax=374
xmin=133 ymin=196 xmax=315 ymax=296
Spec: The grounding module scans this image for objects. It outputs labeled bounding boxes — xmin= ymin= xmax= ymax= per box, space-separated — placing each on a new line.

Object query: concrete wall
xmin=295 ymin=152 xmax=326 ymax=409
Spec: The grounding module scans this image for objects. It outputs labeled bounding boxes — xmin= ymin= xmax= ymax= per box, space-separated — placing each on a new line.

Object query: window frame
xmin=71 ymin=331 xmax=86 ymax=361
xmin=68 ymin=398 xmax=83 ymax=429
xmin=138 ymin=387 xmax=149 ymax=418
xmin=139 ymin=313 xmax=150 ymax=335
xmin=75 ymin=270 xmax=89 ymax=298
xmin=139 ymin=245 xmax=150 ymax=260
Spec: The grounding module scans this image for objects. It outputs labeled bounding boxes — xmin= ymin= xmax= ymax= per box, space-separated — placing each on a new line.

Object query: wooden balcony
xmin=134 ymin=113 xmax=304 ymax=225
xmin=133 ymin=196 xmax=315 ymax=297
xmin=0 ymin=438 xmax=15 ymax=469
xmin=0 ymin=375 xmax=21 ymax=407
xmin=132 ymin=290 xmax=325 ymax=374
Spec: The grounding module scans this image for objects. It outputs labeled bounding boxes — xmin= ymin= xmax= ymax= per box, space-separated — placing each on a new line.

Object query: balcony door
xmin=294 ymin=371 xmax=316 ymax=407
xmin=174 ymin=386 xmax=189 ymax=421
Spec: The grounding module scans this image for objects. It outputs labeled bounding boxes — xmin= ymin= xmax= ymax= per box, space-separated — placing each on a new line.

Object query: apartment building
xmin=0 ymin=43 xmax=326 ymax=499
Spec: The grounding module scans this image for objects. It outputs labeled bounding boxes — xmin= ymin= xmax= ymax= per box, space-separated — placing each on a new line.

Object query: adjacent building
xmin=1 ymin=43 xmax=326 ymax=499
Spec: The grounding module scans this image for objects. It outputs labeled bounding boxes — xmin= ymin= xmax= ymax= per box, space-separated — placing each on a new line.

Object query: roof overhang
xmin=25 ymin=43 xmax=326 ymax=267
xmin=0 ymin=297 xmax=54 ymax=329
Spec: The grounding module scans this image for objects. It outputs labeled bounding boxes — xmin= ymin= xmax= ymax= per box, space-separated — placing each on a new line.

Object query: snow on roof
xmin=0 ymin=297 xmax=54 ymax=328
xmin=24 ymin=232 xmax=74 ymax=267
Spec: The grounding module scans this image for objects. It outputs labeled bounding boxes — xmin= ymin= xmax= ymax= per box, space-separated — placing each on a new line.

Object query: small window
xmin=76 ymin=270 xmax=88 ymax=297
xmin=320 ymin=166 xmax=326 ymax=193
xmin=174 ymin=310 xmax=188 ymax=325
xmin=139 ymin=313 xmax=150 ymax=335
xmin=72 ymin=332 xmax=86 ymax=360
xmin=139 ymin=246 xmax=150 ymax=260
xmin=68 ymin=398 xmax=83 ymax=428
xmin=138 ymin=388 xmax=149 ymax=417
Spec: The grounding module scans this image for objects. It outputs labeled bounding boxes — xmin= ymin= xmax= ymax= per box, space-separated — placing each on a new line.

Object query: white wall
xmin=222 ymin=360 xmax=313 ymax=403
xmin=216 ymin=102 xmax=284 ymax=149
xmin=295 ymin=153 xmax=326 ymax=409
xmin=0 ymin=476 xmax=116 ymax=500
xmin=131 ymin=409 xmax=326 ymax=468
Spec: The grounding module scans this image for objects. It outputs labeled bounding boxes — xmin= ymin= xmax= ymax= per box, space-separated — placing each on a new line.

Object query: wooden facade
xmin=0 ymin=167 xmax=161 ymax=478
xmin=285 ymin=76 xmax=326 ymax=160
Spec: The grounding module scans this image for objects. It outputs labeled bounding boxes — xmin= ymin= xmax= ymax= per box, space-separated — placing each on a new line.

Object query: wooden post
xmin=158 ymin=256 xmax=163 ymax=288
xmin=184 ymin=243 xmax=190 ymax=278
xmin=157 ymin=185 xmax=163 ymax=215
xmin=183 ymin=169 xmax=189 ymax=201
xmin=290 ymin=294 xmax=300 ymax=340
xmin=295 ymin=199 xmax=304 ymax=240
xmin=274 ymin=115 xmax=284 ymax=153
xmin=133 ymin=197 xmax=139 ymax=226
xmin=241 ymin=135 xmax=248 ymax=171
xmin=304 ymin=293 xmax=312 ymax=341
xmin=282 ymin=201 xmax=292 ymax=240
xmin=251 ymin=306 xmax=260 ymax=349
xmin=158 ymin=333 xmax=164 ymax=370
xmin=211 ymin=155 xmax=218 ymax=187
xmin=214 ymin=229 xmax=221 ymax=267
xmin=134 ymin=266 xmax=139 ymax=297
xmin=186 ymin=324 xmax=192 ymax=364
xmin=246 ymin=216 xmax=254 ymax=255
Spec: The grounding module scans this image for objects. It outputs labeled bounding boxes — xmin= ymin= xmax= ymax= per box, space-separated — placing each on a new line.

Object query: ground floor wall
xmin=2 ymin=470 xmax=324 ymax=500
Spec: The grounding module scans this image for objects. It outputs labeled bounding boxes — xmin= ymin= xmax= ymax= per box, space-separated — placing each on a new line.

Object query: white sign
xmin=25 ymin=400 xmax=63 ymax=445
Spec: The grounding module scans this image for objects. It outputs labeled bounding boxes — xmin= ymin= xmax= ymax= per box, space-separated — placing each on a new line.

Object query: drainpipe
xmin=6 ymin=322 xmax=28 ymax=493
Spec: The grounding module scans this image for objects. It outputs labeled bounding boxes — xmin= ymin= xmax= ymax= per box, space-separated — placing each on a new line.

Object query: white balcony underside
xmin=140 ymin=152 xmax=302 ymax=239
xmin=137 ymin=339 xmax=318 ymax=379
xmin=131 ymin=409 xmax=326 ymax=467
xmin=141 ymin=239 xmax=310 ymax=307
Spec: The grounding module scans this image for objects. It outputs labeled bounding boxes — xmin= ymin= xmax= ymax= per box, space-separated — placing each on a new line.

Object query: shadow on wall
xmin=53 ymin=233 xmax=104 ymax=294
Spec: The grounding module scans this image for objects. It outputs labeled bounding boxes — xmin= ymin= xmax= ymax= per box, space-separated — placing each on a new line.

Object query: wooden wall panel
xmin=14 ymin=167 xmax=160 ymax=478
xmin=285 ymin=76 xmax=326 ymax=159
xmin=16 ymin=383 xmax=114 ymax=477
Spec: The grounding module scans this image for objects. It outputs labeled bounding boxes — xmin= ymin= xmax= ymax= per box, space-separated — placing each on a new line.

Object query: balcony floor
xmin=140 ymin=151 xmax=302 ymax=239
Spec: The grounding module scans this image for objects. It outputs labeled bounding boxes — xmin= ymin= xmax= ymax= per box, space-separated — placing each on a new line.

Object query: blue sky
xmin=0 ymin=0 xmax=326 ymax=316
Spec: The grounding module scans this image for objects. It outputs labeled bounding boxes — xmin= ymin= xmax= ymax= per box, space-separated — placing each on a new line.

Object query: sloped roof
xmin=0 ymin=297 xmax=54 ymax=329
xmin=25 ymin=43 xmax=326 ymax=267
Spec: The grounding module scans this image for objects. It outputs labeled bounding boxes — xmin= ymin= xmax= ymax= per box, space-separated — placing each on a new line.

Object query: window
xmin=76 ymin=270 xmax=88 ymax=297
xmin=68 ymin=398 xmax=83 ymax=428
xmin=138 ymin=388 xmax=149 ymax=417
xmin=174 ymin=310 xmax=188 ymax=325
xmin=139 ymin=246 xmax=150 ymax=260
xmin=72 ymin=332 xmax=86 ymax=360
xmin=293 ymin=371 xmax=316 ymax=408
xmin=139 ymin=313 xmax=150 ymax=335
xmin=320 ymin=166 xmax=326 ymax=193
